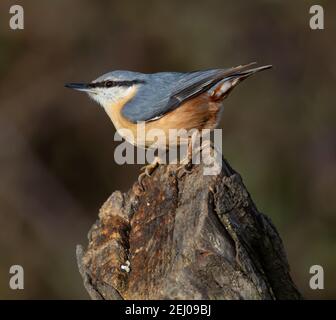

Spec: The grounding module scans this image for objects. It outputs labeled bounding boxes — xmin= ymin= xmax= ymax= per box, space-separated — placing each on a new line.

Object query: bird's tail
xmin=232 ymin=62 xmax=272 ymax=78
xmin=229 ymin=63 xmax=272 ymax=80
xmin=211 ymin=63 xmax=272 ymax=100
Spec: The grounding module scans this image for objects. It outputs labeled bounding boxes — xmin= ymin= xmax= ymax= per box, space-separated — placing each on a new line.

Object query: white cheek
xmin=88 ymin=87 xmax=132 ymax=108
xmin=110 ymin=87 xmax=131 ymax=102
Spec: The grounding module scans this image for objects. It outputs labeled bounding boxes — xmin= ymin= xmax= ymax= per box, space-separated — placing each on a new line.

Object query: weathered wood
xmin=76 ymin=159 xmax=302 ymax=300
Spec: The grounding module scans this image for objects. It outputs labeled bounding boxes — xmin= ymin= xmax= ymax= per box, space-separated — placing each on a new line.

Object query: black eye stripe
xmin=89 ymin=79 xmax=145 ymax=88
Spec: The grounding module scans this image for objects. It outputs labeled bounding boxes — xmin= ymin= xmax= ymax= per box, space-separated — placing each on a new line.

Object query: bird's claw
xmin=137 ymin=172 xmax=147 ymax=190
xmin=140 ymin=164 xmax=154 ymax=177
xmin=176 ymin=161 xmax=193 ymax=178
xmin=137 ymin=161 xmax=159 ymax=190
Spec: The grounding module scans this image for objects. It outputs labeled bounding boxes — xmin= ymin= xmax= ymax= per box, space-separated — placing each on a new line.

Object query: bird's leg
xmin=194 ymin=138 xmax=214 ymax=155
xmin=194 ymin=139 xmax=220 ymax=162
xmin=196 ymin=138 xmax=223 ymax=176
xmin=176 ymin=134 xmax=197 ymax=176
xmin=137 ymin=156 xmax=161 ymax=189
xmin=178 ymin=136 xmax=221 ymax=177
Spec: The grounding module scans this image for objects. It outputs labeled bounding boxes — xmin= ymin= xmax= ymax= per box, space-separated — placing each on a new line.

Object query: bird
xmin=65 ymin=62 xmax=271 ymax=187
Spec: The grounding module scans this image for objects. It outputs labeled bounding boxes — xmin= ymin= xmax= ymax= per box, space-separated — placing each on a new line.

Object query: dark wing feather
xmin=166 ymin=63 xmax=257 ymax=110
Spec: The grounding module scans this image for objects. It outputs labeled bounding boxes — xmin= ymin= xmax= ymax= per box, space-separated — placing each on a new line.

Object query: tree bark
xmin=76 ymin=159 xmax=302 ymax=300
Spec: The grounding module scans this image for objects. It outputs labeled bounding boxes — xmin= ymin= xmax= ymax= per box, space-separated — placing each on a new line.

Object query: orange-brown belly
xmin=154 ymin=94 xmax=221 ymax=132
xmin=105 ymin=92 xmax=222 ymax=147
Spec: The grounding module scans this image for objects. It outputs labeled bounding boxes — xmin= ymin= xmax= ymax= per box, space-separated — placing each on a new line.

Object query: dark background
xmin=0 ymin=0 xmax=335 ymax=299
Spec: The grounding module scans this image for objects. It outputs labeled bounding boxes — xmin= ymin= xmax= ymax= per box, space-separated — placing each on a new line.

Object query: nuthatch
xmin=65 ymin=63 xmax=271 ymax=185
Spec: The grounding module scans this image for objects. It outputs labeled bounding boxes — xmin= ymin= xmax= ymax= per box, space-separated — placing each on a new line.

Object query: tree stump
xmin=76 ymin=159 xmax=302 ymax=300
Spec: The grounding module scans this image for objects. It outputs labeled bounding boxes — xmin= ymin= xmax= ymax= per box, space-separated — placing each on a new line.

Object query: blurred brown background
xmin=0 ymin=0 xmax=335 ymax=299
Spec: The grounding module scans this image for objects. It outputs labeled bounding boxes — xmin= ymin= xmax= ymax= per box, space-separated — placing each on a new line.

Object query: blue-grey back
xmin=121 ymin=69 xmax=227 ymax=122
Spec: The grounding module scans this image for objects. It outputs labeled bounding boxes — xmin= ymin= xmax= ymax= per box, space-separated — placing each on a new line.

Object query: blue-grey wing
xmin=122 ymin=72 xmax=181 ymax=122
xmin=121 ymin=64 xmax=255 ymax=122
xmin=166 ymin=69 xmax=231 ymax=109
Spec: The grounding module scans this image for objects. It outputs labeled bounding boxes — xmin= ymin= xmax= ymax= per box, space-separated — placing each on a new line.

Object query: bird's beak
xmin=65 ymin=82 xmax=92 ymax=92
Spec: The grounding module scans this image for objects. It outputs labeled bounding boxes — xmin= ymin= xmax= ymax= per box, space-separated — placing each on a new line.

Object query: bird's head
xmin=65 ymin=71 xmax=146 ymax=109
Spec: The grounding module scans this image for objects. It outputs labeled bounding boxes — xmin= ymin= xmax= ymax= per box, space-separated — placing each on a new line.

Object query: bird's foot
xmin=176 ymin=158 xmax=193 ymax=178
xmin=137 ymin=158 xmax=160 ymax=190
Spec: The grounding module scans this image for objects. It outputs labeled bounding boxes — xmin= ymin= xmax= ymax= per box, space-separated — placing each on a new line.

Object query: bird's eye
xmin=105 ymin=81 xmax=113 ymax=87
